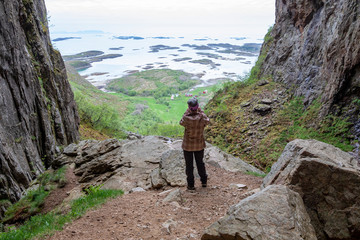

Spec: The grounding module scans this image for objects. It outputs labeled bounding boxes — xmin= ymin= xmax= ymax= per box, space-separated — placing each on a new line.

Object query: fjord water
xmin=51 ymin=32 xmax=262 ymax=88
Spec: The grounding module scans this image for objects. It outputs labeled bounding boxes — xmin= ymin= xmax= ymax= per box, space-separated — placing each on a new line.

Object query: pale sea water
xmin=50 ymin=33 xmax=263 ymax=89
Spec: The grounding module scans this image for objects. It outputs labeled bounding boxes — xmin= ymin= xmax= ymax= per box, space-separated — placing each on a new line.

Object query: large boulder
xmin=53 ymin=136 xmax=264 ymax=192
xmin=262 ymin=139 xmax=360 ymax=240
xmin=105 ymin=136 xmax=171 ymax=191
xmin=202 ymin=185 xmax=317 ymax=240
xmin=53 ymin=136 xmax=183 ymax=191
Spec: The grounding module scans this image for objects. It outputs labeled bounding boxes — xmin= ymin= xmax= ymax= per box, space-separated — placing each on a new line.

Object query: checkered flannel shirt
xmin=180 ymin=108 xmax=210 ymax=151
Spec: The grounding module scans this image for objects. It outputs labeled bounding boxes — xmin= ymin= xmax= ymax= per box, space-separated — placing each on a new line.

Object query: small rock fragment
xmin=240 ymin=101 xmax=251 ymax=107
xmin=261 ymin=98 xmax=273 ymax=104
xmin=253 ymin=104 xmax=271 ymax=115
xmin=130 ymin=187 xmax=145 ymax=193
xmin=257 ymin=79 xmax=269 ymax=86
xmin=229 ymin=183 xmax=247 ymax=189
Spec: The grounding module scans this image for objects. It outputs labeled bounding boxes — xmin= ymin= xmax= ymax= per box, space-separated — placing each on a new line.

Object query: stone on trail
xmin=130 ymin=187 xmax=145 ymax=193
xmin=240 ymin=101 xmax=251 ymax=107
xmin=202 ymin=185 xmax=317 ymax=240
xmin=262 ymin=139 xmax=360 ymax=240
xmin=229 ymin=183 xmax=247 ymax=190
xmin=163 ymin=188 xmax=183 ymax=204
xmin=162 ymin=219 xmax=178 ymax=235
xmin=257 ymin=79 xmax=269 ymax=86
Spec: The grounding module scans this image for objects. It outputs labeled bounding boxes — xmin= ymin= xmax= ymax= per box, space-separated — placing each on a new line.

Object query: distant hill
xmin=106 ymin=69 xmax=200 ymax=97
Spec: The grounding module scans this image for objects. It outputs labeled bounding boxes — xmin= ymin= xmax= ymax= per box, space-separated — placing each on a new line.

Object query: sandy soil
xmin=47 ymin=164 xmax=262 ymax=240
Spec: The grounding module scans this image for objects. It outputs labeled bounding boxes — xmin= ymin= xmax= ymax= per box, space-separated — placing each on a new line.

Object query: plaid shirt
xmin=180 ymin=108 xmax=210 ymax=151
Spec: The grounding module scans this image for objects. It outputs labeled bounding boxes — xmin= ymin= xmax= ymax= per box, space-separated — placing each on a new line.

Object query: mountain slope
xmin=204 ymin=0 xmax=359 ymax=169
xmin=259 ymin=0 xmax=360 ymax=124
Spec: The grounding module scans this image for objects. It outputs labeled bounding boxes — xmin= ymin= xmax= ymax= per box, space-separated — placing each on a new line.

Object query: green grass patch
xmin=245 ymin=171 xmax=267 ymax=178
xmin=38 ymin=165 xmax=67 ymax=187
xmin=2 ymin=166 xmax=67 ymax=225
xmin=0 ymin=188 xmax=123 ymax=240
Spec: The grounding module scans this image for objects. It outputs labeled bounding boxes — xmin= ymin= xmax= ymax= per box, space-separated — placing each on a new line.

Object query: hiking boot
xmin=187 ymin=186 xmax=195 ymax=191
xmin=202 ymin=183 xmax=207 ymax=188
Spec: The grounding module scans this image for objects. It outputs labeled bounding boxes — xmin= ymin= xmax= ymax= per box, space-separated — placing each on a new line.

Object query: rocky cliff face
xmin=260 ymin=0 xmax=360 ymax=121
xmin=0 ymin=0 xmax=79 ymax=210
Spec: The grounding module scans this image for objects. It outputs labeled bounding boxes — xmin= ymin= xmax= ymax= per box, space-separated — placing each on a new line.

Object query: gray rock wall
xmin=0 ymin=0 xmax=79 ymax=208
xmin=260 ymin=0 xmax=360 ymax=115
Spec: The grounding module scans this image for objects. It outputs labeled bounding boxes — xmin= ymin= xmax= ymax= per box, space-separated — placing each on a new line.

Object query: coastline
xmin=53 ymin=33 xmax=262 ymax=90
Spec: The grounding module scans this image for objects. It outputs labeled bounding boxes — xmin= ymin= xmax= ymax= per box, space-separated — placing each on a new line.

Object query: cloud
xmin=45 ymin=0 xmax=275 ymax=35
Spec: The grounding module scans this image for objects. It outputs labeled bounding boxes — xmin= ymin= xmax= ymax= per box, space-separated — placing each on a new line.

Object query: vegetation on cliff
xmin=205 ymin=77 xmax=353 ymax=171
xmin=204 ymin=27 xmax=354 ymax=171
xmin=66 ymin=63 xmax=128 ymax=139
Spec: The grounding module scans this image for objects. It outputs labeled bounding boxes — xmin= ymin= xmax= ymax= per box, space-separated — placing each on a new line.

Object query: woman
xmin=180 ymin=98 xmax=210 ymax=190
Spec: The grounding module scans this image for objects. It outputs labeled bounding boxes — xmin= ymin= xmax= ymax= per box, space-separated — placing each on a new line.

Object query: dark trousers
xmin=183 ymin=149 xmax=207 ymax=188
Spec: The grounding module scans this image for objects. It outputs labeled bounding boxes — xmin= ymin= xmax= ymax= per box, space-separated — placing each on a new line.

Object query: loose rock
xmin=253 ymin=104 xmax=271 ymax=115
xmin=261 ymin=98 xmax=273 ymax=104
xmin=257 ymin=79 xmax=269 ymax=86
xmin=240 ymin=101 xmax=251 ymax=107
xmin=163 ymin=188 xmax=183 ymax=204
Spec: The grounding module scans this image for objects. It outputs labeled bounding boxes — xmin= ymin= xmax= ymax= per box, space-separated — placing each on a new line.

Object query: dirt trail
xmin=48 ymin=164 xmax=262 ymax=240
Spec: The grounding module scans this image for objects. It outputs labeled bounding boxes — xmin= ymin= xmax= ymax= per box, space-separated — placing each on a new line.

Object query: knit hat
xmin=187 ymin=98 xmax=199 ymax=111
xmin=187 ymin=98 xmax=198 ymax=107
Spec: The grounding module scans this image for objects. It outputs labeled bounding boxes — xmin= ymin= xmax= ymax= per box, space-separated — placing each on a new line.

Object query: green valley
xmin=67 ymin=64 xmax=224 ymax=139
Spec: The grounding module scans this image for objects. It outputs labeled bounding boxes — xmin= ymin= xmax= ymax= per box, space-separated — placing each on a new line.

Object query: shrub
xmin=73 ymin=90 xmax=126 ymax=139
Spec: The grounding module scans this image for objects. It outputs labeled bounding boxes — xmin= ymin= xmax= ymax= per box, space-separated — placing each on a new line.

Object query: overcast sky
xmin=45 ymin=0 xmax=275 ymax=37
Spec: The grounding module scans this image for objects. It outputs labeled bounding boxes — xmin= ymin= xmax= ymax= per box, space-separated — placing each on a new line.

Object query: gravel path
xmin=48 ymin=164 xmax=262 ymax=240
